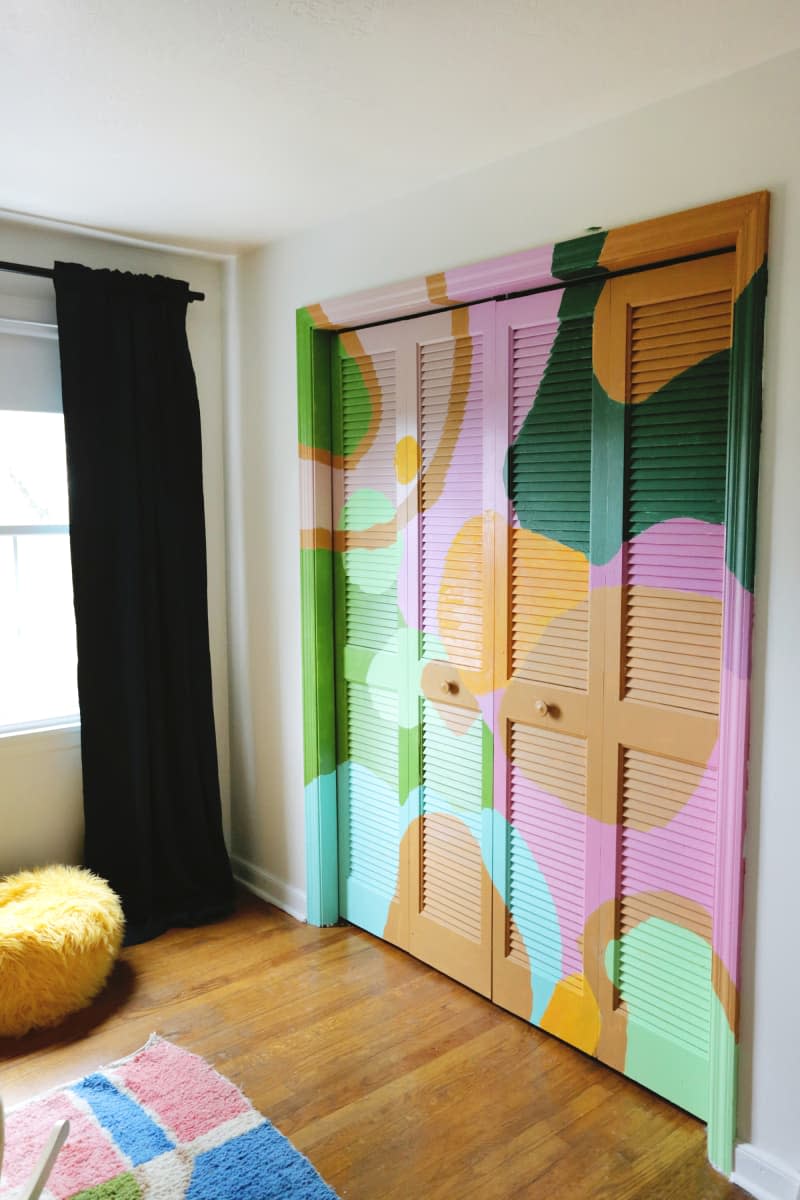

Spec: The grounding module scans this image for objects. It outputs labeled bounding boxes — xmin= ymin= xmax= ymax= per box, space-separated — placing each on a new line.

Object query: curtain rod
xmin=0 ymin=259 xmax=205 ymax=302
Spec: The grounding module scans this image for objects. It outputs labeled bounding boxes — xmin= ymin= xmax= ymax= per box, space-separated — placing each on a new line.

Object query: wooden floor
xmin=0 ymin=891 xmax=747 ymax=1199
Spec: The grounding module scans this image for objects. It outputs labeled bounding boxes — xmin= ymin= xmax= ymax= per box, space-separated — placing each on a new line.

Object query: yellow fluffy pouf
xmin=0 ymin=865 xmax=125 ymax=1037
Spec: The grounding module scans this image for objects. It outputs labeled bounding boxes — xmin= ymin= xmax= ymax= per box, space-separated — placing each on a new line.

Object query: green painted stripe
xmin=552 ymin=231 xmax=609 ymax=281
xmin=726 ymin=261 xmax=768 ymax=591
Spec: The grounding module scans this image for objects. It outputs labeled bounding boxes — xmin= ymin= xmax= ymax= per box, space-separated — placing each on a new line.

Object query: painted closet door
xmin=491 ymin=283 xmax=603 ymax=1049
xmin=333 ymin=303 xmax=496 ymax=988
xmin=406 ymin=303 xmax=495 ymax=996
xmin=333 ymin=325 xmax=410 ymax=947
xmin=592 ymin=254 xmax=734 ymax=1118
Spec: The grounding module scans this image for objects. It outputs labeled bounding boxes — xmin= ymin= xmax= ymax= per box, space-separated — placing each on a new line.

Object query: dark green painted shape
xmin=625 ymin=349 xmax=731 ymax=535
xmin=726 ymin=262 xmax=768 ymax=592
xmin=505 ymin=280 xmax=605 ymax=555
xmin=590 ymin=378 xmax=626 ymax=566
xmin=552 ymin=231 xmax=608 ymax=280
xmin=558 ymin=277 xmax=606 ymax=321
xmin=71 ymin=1173 xmax=142 ymax=1199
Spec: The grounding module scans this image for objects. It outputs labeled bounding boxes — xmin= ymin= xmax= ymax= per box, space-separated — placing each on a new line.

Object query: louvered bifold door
xmin=491 ymin=286 xmax=601 ymax=1048
xmin=406 ymin=303 xmax=496 ymax=996
xmin=333 ymin=326 xmax=411 ymax=948
xmin=593 ymin=255 xmax=734 ymax=1118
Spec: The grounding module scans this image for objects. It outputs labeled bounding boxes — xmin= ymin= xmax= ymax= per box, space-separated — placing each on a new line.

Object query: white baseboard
xmin=231 ymin=854 xmax=307 ymax=922
xmin=733 ymin=1145 xmax=800 ymax=1200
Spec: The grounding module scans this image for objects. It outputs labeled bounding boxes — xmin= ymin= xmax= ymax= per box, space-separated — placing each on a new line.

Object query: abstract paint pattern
xmin=298 ymin=194 xmax=768 ymax=1174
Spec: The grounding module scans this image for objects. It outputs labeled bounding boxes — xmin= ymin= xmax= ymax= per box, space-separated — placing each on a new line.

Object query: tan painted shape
xmin=300 ymin=526 xmax=333 ymax=552
xmin=407 ymin=810 xmax=492 ymax=998
xmin=597 ymin=191 xmax=768 ymax=302
xmin=426 ymin=272 xmax=451 ymax=307
xmin=306 ymin=301 xmax=334 ymax=330
xmin=338 ymin=329 xmax=384 ymax=469
xmin=594 ymin=255 xmax=734 ymax=404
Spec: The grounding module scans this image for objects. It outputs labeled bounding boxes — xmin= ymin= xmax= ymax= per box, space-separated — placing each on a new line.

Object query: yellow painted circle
xmin=394 ymin=435 xmax=421 ymax=484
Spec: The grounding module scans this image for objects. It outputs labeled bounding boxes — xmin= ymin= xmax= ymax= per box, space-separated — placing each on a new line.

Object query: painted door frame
xmin=296 ymin=191 xmax=769 ymax=1174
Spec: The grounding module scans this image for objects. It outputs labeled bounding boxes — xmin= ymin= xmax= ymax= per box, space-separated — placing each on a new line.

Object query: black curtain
xmin=53 ymin=262 xmax=234 ymax=945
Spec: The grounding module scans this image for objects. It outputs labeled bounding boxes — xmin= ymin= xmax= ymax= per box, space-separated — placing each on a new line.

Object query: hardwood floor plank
xmin=0 ymin=892 xmax=747 ymax=1199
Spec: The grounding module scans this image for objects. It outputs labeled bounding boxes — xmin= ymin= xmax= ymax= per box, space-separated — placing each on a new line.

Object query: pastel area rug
xmin=1 ymin=1036 xmax=339 ymax=1199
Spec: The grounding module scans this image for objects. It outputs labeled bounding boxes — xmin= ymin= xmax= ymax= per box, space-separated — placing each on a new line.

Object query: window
xmin=0 ymin=319 xmax=79 ymax=731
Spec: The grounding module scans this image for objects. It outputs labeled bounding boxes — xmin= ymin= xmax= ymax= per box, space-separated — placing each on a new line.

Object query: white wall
xmin=0 ymin=219 xmax=231 ymax=874
xmin=230 ymin=48 xmax=800 ymax=1188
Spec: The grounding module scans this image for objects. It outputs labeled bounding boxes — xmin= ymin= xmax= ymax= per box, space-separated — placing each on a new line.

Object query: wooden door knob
xmin=441 ymin=680 xmax=459 ymax=696
xmin=534 ymin=699 xmax=550 ymax=717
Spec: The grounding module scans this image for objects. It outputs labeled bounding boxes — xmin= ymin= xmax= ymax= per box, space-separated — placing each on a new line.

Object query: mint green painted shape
xmin=605 ymin=918 xmax=713 ymax=1119
xmin=367 ymin=627 xmax=420 ymax=728
xmin=488 ymin=808 xmax=560 ymax=1023
xmin=343 ymin=680 xmax=398 ymax=787
xmin=340 ymin=489 xmax=402 ymax=597
xmin=708 ymin=1021 xmax=738 ymax=1174
xmin=339 ymin=487 xmax=395 ymax=533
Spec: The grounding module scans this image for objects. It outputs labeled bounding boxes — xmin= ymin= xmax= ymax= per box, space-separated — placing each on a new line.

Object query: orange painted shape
xmin=395 ymin=435 xmax=421 ymax=484
xmin=593 ymin=255 xmax=734 ymax=405
xmin=508 ymin=529 xmax=589 ymax=676
xmin=540 ymin=974 xmax=602 ymax=1056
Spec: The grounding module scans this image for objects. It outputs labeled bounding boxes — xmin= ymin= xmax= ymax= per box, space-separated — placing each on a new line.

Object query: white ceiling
xmin=3 ymin=0 xmax=800 ymax=251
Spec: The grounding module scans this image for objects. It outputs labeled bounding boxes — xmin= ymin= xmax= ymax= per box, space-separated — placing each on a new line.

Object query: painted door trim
xmin=296 ymin=191 xmax=769 ymax=1174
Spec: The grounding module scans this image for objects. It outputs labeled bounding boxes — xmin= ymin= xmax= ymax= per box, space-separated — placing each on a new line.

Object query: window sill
xmin=0 ymin=721 xmax=81 ymax=757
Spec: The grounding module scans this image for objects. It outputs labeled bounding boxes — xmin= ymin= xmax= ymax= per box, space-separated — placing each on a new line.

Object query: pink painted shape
xmin=2 ymin=1091 xmax=126 ymax=1199
xmin=317 ymin=277 xmax=431 ymax=329
xmin=314 ymin=244 xmax=558 ymax=329
xmin=722 ymin=574 xmax=754 ymax=678
xmin=419 ymin=306 xmax=493 ymax=644
xmin=444 ymin=245 xmax=558 ymax=303
xmin=714 ymin=663 xmax=751 ymax=987
xmin=619 ymin=743 xmax=719 ymax=914
xmin=508 ymin=777 xmax=586 ymax=978
xmin=499 ymin=742 xmax=724 ymax=976
xmin=112 ymin=1039 xmax=250 ymax=1143
xmin=590 ymin=519 xmax=725 ymax=597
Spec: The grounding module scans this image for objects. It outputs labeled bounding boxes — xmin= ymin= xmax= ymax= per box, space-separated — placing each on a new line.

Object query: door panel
xmin=333 ymin=253 xmax=736 ymax=1122
xmin=492 ymin=285 xmax=601 ymax=1043
xmin=333 ymin=330 xmax=407 ymax=946
xmin=407 ymin=304 xmax=495 ymax=996
xmin=593 ymin=254 xmax=734 ymax=1118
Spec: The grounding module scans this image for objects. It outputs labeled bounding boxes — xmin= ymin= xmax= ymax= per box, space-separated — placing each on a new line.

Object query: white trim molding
xmin=231 ymin=854 xmax=307 ymax=923
xmin=733 ymin=1145 xmax=800 ymax=1200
